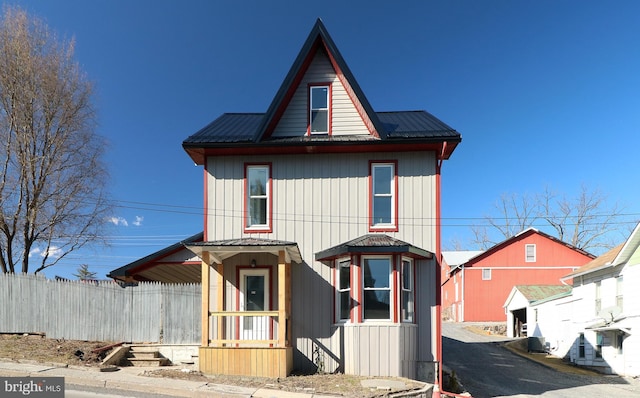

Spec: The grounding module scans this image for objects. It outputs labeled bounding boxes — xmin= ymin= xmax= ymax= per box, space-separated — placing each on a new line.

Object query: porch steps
xmin=125 ymin=346 xmax=171 ymax=367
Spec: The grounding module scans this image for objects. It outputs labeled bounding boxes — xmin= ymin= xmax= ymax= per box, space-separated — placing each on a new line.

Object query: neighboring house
xmin=503 ymin=284 xmax=572 ymax=338
xmin=108 ymin=233 xmax=203 ymax=284
xmin=179 ymin=19 xmax=461 ymax=383
xmin=442 ymin=228 xmax=594 ymax=322
xmin=531 ymin=223 xmax=640 ymax=376
xmin=441 ymin=250 xmax=483 ymax=321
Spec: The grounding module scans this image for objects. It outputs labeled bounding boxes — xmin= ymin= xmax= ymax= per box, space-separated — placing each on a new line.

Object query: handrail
xmin=209 ymin=310 xmax=278 ymax=317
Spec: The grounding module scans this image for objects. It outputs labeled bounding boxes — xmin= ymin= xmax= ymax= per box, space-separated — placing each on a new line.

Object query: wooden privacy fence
xmin=0 ymin=273 xmax=201 ymax=344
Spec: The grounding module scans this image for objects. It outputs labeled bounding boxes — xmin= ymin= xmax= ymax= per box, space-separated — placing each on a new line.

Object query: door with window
xmin=239 ymin=269 xmax=270 ymax=340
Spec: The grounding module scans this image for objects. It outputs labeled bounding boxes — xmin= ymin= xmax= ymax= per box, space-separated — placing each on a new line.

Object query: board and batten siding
xmin=205 ymin=151 xmax=437 ymax=374
xmin=272 ymin=49 xmax=369 ymax=137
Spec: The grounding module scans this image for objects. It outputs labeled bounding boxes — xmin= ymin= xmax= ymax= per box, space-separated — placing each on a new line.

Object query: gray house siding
xmin=205 ymin=151 xmax=437 ymax=374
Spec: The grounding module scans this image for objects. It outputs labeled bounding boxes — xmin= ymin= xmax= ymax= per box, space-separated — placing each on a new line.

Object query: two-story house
xmin=548 ymin=223 xmax=639 ymax=376
xmin=180 ymin=19 xmax=460 ymax=383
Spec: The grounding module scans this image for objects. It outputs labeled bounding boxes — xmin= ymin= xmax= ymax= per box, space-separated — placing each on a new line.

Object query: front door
xmin=239 ymin=268 xmax=270 ymax=340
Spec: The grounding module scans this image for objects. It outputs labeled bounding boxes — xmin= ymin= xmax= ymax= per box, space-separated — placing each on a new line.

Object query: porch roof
xmin=586 ymin=317 xmax=632 ymax=335
xmin=184 ymin=238 xmax=302 ymax=265
xmin=314 ymin=234 xmax=433 ymax=261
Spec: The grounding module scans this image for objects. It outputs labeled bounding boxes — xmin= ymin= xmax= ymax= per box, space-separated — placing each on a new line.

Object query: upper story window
xmin=336 ymin=259 xmax=352 ymax=322
xmin=309 ymin=84 xmax=330 ymax=134
xmin=245 ymin=164 xmax=272 ymax=232
xmin=369 ymin=161 xmax=398 ymax=231
xmin=482 ymin=268 xmax=492 ymax=280
xmin=401 ymin=259 xmax=414 ymax=322
xmin=595 ymin=281 xmax=602 ymax=315
xmin=525 ymin=244 xmax=536 ymax=262
xmin=616 ymin=276 xmax=623 ymax=311
xmin=362 ymin=257 xmax=391 ymax=320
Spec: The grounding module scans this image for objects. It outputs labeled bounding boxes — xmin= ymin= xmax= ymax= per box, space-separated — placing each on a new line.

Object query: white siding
xmin=205 ymin=151 xmax=437 ymax=374
xmin=272 ymin=50 xmax=370 ymax=137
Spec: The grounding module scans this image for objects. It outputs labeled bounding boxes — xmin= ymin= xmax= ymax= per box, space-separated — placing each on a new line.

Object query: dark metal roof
xmin=185 ymin=113 xmax=263 ymax=144
xmin=107 ymin=232 xmax=204 ymax=279
xmin=183 ymin=110 xmax=459 ymax=146
xmin=188 ymin=237 xmax=298 ymax=247
xmin=378 ymin=111 xmax=459 ymax=139
xmin=182 ymin=19 xmax=461 ymax=159
xmin=185 ymin=238 xmax=303 ymax=264
xmin=315 ymin=234 xmax=433 ymax=261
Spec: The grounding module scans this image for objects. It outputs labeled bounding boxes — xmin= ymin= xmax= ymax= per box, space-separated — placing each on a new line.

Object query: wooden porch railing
xmin=208 ymin=310 xmax=289 ymax=347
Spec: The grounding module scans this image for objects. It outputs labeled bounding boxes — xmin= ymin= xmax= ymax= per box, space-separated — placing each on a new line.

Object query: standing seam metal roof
xmin=183 ymin=110 xmax=459 ymax=145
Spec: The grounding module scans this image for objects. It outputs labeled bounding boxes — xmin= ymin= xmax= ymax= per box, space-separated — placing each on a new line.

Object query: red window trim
xmin=307 ymin=82 xmax=333 ymax=136
xmin=400 ymin=257 xmax=416 ymax=324
xmin=368 ymin=160 xmax=399 ymax=232
xmin=243 ymin=162 xmax=273 ymax=234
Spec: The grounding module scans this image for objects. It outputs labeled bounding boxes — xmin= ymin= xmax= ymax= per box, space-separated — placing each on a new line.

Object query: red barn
xmin=441 ymin=228 xmax=594 ymax=322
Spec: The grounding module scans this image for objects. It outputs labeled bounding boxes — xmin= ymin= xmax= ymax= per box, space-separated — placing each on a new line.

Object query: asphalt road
xmin=67 ymin=385 xmax=179 ymax=398
xmin=442 ymin=322 xmax=640 ymax=398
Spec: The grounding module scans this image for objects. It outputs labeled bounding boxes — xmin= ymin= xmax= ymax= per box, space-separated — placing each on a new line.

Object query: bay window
xmin=362 ymin=257 xmax=391 ymax=320
xmin=401 ymin=258 xmax=414 ymax=322
xmin=336 ymin=259 xmax=351 ymax=321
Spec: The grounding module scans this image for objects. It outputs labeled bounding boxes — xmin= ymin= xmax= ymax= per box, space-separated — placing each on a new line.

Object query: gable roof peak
xmin=254 ymin=19 xmax=385 ymax=142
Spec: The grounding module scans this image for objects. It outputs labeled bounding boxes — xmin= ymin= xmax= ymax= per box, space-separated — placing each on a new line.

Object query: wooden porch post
xmin=201 ymin=252 xmax=210 ymax=347
xmin=216 ymin=262 xmax=224 ymax=343
xmin=277 ymin=250 xmax=291 ymax=347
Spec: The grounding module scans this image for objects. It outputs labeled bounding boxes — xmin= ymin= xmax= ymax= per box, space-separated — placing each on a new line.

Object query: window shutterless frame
xmin=525 ymin=244 xmax=536 ymax=262
xmin=335 ymin=258 xmax=352 ymax=322
xmin=308 ymin=84 xmax=331 ymax=135
xmin=369 ymin=161 xmax=398 ymax=232
xmin=362 ymin=256 xmax=392 ymax=321
xmin=244 ymin=163 xmax=272 ymax=233
xmin=401 ymin=258 xmax=414 ymax=323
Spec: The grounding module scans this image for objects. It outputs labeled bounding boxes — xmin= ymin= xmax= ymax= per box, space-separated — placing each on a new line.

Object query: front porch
xmin=186 ymin=238 xmax=301 ymax=378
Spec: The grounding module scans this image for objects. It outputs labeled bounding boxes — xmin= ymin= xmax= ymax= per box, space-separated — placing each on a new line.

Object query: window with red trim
xmin=362 ymin=257 xmax=391 ymax=320
xmin=309 ymin=84 xmax=330 ymax=134
xmin=369 ymin=161 xmax=398 ymax=231
xmin=245 ymin=164 xmax=272 ymax=232
xmin=336 ymin=259 xmax=352 ymax=322
xmin=332 ymin=255 xmax=416 ymax=324
xmin=401 ymin=258 xmax=414 ymax=322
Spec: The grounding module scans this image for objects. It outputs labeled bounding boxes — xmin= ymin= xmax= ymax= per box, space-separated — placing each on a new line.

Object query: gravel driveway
xmin=442 ymin=322 xmax=640 ymax=398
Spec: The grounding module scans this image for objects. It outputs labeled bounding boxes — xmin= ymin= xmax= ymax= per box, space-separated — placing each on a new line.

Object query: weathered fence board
xmin=0 ymin=273 xmax=200 ymax=344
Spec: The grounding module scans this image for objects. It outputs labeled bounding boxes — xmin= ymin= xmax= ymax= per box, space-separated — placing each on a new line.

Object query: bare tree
xmin=471 ymin=192 xmax=539 ymax=249
xmin=539 ymin=185 xmax=626 ymax=253
xmin=0 ymin=6 xmax=110 ymax=274
xmin=472 ymin=185 xmax=629 ymax=254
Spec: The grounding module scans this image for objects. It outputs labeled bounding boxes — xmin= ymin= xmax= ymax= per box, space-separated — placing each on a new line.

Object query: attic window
xmin=525 ymin=244 xmax=536 ymax=262
xmin=309 ymin=84 xmax=330 ymax=134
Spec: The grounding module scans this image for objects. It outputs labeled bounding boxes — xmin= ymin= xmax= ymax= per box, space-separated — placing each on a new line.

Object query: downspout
xmin=433 ymin=146 xmax=444 ymax=398
xmin=434 ymin=143 xmax=473 ymax=398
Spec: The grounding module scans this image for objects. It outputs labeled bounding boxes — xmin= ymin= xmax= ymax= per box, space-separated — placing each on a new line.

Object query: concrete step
xmin=129 ymin=351 xmax=160 ymax=359
xmin=127 ymin=357 xmax=171 ymax=367
xmin=124 ymin=345 xmax=171 ymax=367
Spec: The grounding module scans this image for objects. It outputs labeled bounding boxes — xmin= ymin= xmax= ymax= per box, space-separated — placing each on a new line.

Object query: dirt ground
xmin=0 ymin=333 xmax=424 ymax=397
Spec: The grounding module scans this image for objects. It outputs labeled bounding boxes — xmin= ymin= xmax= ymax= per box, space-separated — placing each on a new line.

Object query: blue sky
xmin=10 ymin=0 xmax=640 ymax=279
